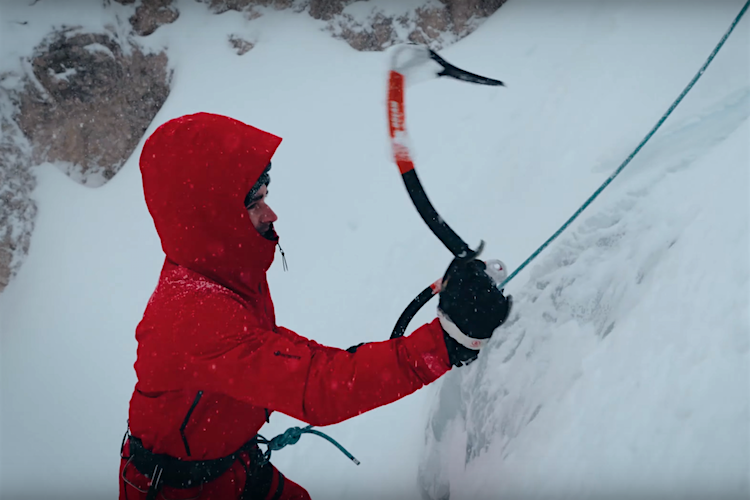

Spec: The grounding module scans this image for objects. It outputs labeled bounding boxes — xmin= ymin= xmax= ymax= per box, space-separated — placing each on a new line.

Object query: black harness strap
xmin=270 ymin=471 xmax=285 ymax=500
xmin=124 ymin=435 xmax=272 ymax=499
xmin=238 ymin=455 xmax=274 ymax=500
xmin=128 ymin=436 xmax=245 ymax=489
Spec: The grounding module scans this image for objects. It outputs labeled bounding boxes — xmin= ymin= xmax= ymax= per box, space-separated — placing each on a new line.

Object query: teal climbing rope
xmin=499 ymin=0 xmax=750 ymax=290
xmin=256 ymin=425 xmax=360 ymax=466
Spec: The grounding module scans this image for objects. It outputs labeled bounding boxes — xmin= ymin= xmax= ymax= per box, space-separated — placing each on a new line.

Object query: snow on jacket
xmin=128 ymin=112 xmax=452 ymax=463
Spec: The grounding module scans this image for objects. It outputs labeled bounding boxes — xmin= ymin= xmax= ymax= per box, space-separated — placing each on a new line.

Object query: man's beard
xmin=260 ymin=223 xmax=278 ymax=241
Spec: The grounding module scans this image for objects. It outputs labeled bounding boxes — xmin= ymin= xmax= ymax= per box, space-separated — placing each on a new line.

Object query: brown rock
xmin=478 ymin=0 xmax=508 ymax=17
xmin=201 ymin=0 xmax=295 ymax=14
xmin=0 ymin=98 xmax=36 ymax=293
xmin=130 ymin=0 xmax=179 ymax=37
xmin=328 ymin=0 xmax=506 ymax=52
xmin=308 ymin=0 xmax=353 ymax=21
xmin=200 ymin=0 xmax=350 ymax=19
xmin=229 ymin=34 xmax=254 ymax=55
xmin=198 ymin=0 xmax=506 ymax=52
xmin=442 ymin=0 xmax=507 ymax=35
xmin=0 ymin=247 xmax=12 ymax=291
xmin=339 ymin=12 xmax=397 ymax=52
xmin=16 ymin=30 xmax=171 ymax=186
xmin=410 ymin=5 xmax=451 ymax=46
xmin=443 ymin=0 xmax=477 ymax=35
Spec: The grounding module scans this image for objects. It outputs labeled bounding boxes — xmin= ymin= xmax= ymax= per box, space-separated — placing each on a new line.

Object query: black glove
xmin=438 ymin=258 xmax=513 ymax=367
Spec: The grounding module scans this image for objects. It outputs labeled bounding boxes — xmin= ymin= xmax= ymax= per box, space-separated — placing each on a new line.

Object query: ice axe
xmin=386 ymin=44 xmax=506 ymax=339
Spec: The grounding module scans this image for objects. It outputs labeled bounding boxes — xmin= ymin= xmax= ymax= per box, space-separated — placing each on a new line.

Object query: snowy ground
xmin=1 ymin=0 xmax=748 ymax=499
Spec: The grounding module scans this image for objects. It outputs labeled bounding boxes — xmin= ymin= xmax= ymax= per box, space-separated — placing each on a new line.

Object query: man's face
xmin=245 ymin=184 xmax=278 ymax=238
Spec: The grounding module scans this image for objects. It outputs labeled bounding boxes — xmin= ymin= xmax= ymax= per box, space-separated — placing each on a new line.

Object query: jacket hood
xmin=140 ymin=112 xmax=282 ymax=298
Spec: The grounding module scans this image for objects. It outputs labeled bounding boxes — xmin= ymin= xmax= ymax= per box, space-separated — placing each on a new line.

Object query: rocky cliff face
xmin=327 ymin=0 xmax=507 ymax=51
xmin=0 ymin=95 xmax=36 ymax=292
xmin=16 ymin=30 xmax=171 ymax=186
xmin=0 ymin=0 xmax=506 ymax=292
xmin=126 ymin=0 xmax=180 ymax=36
xmin=0 ymin=23 xmax=171 ymax=292
xmin=201 ymin=0 xmax=507 ymax=50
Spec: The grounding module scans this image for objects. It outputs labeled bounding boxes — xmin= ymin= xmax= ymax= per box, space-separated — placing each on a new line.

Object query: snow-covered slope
xmin=1 ymin=1 xmax=748 ymax=499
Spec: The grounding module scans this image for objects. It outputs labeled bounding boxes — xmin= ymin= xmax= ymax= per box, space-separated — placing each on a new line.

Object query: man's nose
xmin=261 ymin=205 xmax=278 ymax=224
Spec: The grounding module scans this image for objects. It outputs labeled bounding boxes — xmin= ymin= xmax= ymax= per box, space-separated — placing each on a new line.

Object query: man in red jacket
xmin=119 ymin=112 xmax=512 ymax=500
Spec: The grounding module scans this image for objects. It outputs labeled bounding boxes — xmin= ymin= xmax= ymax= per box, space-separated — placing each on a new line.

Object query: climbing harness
xmin=122 ymin=426 xmax=357 ymax=499
xmin=121 ymin=398 xmax=358 ymax=499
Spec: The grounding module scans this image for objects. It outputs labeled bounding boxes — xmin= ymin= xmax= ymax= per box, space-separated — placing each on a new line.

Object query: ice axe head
xmin=388 ymin=44 xmax=443 ymax=86
xmin=388 ymin=43 xmax=505 ymax=88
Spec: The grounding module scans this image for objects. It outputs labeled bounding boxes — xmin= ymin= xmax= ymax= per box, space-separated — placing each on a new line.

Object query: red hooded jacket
xmin=123 ymin=113 xmax=451 ymax=498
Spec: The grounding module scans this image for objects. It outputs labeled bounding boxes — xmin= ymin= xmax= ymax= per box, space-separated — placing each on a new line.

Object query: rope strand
xmin=255 ymin=426 xmax=359 ymax=466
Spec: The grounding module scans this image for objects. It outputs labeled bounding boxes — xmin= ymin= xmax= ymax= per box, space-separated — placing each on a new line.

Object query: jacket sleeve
xmin=176 ymin=293 xmax=452 ymax=426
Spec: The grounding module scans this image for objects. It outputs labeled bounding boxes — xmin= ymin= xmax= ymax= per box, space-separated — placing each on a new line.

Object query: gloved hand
xmin=438 ymin=258 xmax=513 ymax=366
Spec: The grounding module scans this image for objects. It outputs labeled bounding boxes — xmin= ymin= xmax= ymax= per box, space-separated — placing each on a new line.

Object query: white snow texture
xmin=1 ymin=0 xmax=748 ymax=499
